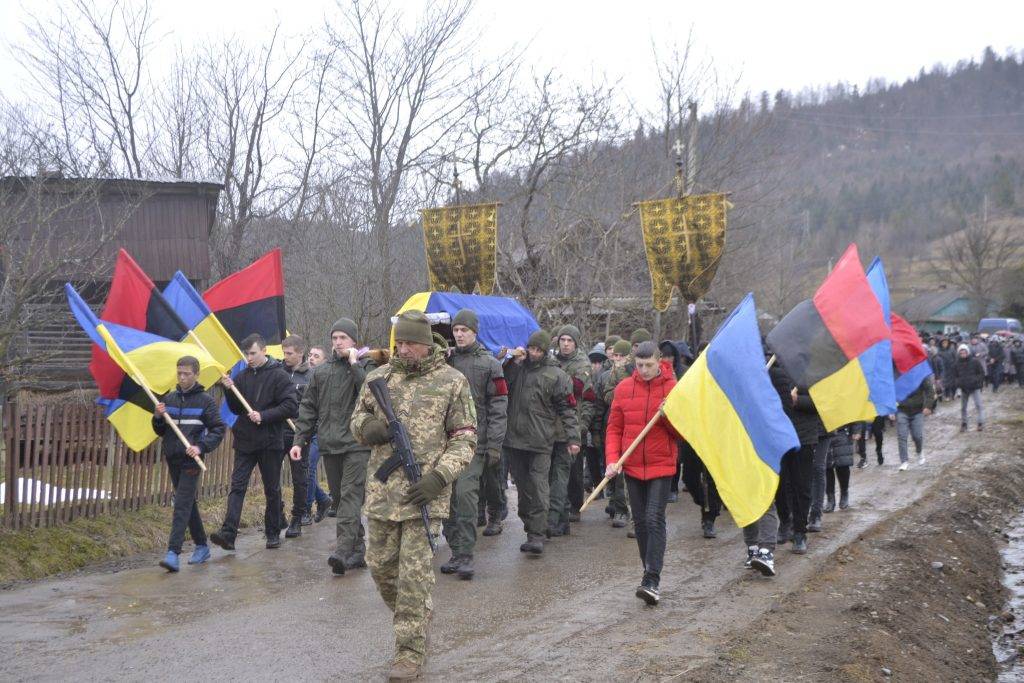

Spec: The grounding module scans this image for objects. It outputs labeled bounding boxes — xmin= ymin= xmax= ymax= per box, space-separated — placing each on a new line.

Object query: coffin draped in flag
xmin=662 ymin=293 xmax=799 ymax=527
xmin=766 ymin=244 xmax=892 ymax=431
xmin=420 ymin=203 xmax=498 ymax=295
xmin=203 ymin=249 xmax=287 ymax=350
xmin=638 ymin=192 xmax=728 ymax=311
xmin=67 ymin=283 xmax=223 ymax=450
xmin=891 ymin=312 xmax=933 ymax=401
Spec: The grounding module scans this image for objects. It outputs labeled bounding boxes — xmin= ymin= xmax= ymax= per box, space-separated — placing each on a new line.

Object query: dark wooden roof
xmin=2 ymin=175 xmax=222 ymax=282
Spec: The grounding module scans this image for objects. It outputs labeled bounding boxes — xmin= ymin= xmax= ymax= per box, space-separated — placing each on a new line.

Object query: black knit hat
xmin=331 ymin=318 xmax=359 ymax=344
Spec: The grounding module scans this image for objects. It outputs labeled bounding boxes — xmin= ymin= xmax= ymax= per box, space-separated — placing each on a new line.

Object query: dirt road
xmin=1 ymin=392 xmax=1020 ymax=681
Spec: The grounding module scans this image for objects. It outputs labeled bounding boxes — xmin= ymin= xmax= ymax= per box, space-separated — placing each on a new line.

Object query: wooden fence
xmin=1 ymin=400 xmax=299 ymax=530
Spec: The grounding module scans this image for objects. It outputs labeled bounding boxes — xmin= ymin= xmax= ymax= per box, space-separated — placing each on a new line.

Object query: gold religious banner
xmin=420 ymin=202 xmax=498 ymax=295
xmin=638 ymin=192 xmax=729 ymax=311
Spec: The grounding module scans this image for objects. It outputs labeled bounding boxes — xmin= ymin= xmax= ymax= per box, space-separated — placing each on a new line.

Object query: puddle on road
xmin=994 ymin=511 xmax=1024 ymax=681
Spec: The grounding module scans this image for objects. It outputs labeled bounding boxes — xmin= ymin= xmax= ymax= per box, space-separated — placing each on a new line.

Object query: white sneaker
xmin=917 ymin=455 xmax=926 ymax=465
xmin=898 ymin=462 xmax=909 ymax=472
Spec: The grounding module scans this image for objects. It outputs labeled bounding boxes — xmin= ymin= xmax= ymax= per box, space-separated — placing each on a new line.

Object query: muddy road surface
xmin=1 ymin=392 xmax=1019 ymax=681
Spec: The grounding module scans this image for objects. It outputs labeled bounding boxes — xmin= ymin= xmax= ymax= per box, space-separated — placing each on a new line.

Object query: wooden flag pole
xmin=185 ymin=330 xmax=297 ymax=432
xmin=115 ymin=348 xmax=207 ymax=473
xmin=580 ymin=407 xmax=665 ymax=513
xmin=580 ymin=354 xmax=779 ymax=514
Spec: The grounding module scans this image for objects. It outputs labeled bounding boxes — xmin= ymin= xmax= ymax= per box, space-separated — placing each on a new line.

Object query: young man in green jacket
xmin=503 ymin=330 xmax=580 ymax=556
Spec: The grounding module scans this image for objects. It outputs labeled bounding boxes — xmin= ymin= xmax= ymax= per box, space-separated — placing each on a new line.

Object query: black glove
xmin=401 ymin=470 xmax=447 ymax=507
xmin=361 ymin=418 xmax=390 ymax=446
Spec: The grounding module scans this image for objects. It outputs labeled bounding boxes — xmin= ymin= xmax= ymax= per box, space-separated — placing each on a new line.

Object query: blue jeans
xmin=305 ymin=436 xmax=331 ymax=510
xmin=896 ymin=411 xmax=925 ymax=463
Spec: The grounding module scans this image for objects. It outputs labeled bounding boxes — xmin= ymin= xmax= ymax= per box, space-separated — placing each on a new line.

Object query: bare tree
xmin=935 ymin=204 xmax=1023 ymax=320
xmin=17 ymin=0 xmax=157 ymax=178
xmin=324 ymin=0 xmax=505 ymax=337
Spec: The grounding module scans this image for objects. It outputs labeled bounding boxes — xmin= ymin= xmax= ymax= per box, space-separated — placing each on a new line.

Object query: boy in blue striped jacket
xmin=153 ymin=356 xmax=226 ymax=571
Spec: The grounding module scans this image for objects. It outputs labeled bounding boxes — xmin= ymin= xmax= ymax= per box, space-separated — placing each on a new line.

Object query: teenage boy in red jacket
xmin=605 ymin=341 xmax=679 ymax=605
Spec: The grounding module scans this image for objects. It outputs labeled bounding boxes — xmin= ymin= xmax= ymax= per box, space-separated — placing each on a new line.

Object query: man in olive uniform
xmin=503 ymin=329 xmax=580 ymax=555
xmin=549 ymin=324 xmax=594 ymax=536
xmin=351 ymin=310 xmax=477 ymax=680
xmin=597 ymin=339 xmax=634 ymax=527
xmin=442 ymin=308 xmax=508 ymax=580
xmin=290 ymin=318 xmax=377 ymax=574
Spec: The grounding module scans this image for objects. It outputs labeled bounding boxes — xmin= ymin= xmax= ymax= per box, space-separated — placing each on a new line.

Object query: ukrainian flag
xmin=663 ymin=294 xmax=800 ymax=527
xmin=163 ymin=271 xmax=245 ymax=370
xmin=67 ymin=283 xmax=225 ymax=449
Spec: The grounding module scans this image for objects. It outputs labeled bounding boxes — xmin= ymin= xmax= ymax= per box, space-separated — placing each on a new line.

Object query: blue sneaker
xmin=188 ymin=545 xmax=211 ymax=565
xmin=159 ymin=550 xmax=180 ymax=573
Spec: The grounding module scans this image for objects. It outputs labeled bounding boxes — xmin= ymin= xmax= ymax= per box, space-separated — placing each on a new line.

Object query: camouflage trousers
xmin=366 ymin=516 xmax=439 ymax=666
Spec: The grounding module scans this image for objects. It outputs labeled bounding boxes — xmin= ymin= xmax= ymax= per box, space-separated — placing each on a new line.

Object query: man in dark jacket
xmin=280 ymin=335 xmax=311 ymax=538
xmin=938 ymin=338 xmax=957 ymax=400
xmin=952 ymin=343 xmax=986 ymax=431
xmin=154 ymin=356 xmax=225 ymax=572
xmin=504 ymin=329 xmax=580 ymax=556
xmin=291 ymin=318 xmax=377 ymax=574
xmin=549 ymin=324 xmax=594 ymax=537
xmin=1012 ymin=340 xmax=1024 ymax=387
xmin=769 ymin=361 xmax=821 ymax=554
xmin=988 ymin=338 xmax=1006 ymax=392
xmin=211 ymin=333 xmax=298 ymax=550
xmin=595 ymin=339 xmax=633 ymax=528
xmin=442 ymin=309 xmax=508 ymax=579
xmin=896 ymin=376 xmax=936 ymax=470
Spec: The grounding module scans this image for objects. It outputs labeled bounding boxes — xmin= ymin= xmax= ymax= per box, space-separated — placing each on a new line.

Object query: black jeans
xmin=777 ymin=444 xmax=813 ymax=534
xmin=625 ymin=474 xmax=673 ymax=586
xmin=826 ymin=466 xmax=850 ymax=498
xmin=167 ymin=456 xmax=206 ymax=553
xmin=680 ymin=442 xmax=719 ymax=520
xmin=568 ymin=449 xmax=585 ymax=512
xmin=223 ymin=448 xmax=283 ymax=539
xmin=280 ymin=448 xmax=309 ymax=519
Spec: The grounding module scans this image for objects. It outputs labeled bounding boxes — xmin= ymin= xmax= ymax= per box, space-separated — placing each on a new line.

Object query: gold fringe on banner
xmin=420 ymin=202 xmax=498 ymax=295
xmin=638 ymin=192 xmax=729 ymax=311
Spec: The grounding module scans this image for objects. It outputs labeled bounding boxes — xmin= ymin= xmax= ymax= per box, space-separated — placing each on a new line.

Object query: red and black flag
xmin=90 ymin=249 xmax=189 ymax=398
xmin=203 ymin=249 xmax=287 ymax=348
xmin=766 ymin=244 xmax=891 ymax=431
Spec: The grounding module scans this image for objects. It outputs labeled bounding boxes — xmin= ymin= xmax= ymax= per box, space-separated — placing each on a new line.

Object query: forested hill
xmin=763 ymin=47 xmax=1024 ymax=259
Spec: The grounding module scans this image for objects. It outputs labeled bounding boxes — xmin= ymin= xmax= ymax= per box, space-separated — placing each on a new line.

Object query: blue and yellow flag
xmin=663 ymin=294 xmax=800 ymax=527
xmin=66 ymin=283 xmax=224 ymax=450
xmin=163 ymin=271 xmax=245 ymax=370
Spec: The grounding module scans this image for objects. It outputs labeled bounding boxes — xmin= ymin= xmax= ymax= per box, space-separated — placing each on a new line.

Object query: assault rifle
xmin=368 ymin=377 xmax=437 ymax=553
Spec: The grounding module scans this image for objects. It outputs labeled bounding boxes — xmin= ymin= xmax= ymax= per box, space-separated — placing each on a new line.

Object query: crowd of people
xmin=147 ymin=311 xmax=1021 ymax=680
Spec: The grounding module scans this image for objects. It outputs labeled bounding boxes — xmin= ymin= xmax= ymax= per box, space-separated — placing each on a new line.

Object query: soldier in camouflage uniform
xmin=597 ymin=339 xmax=634 ymax=527
xmin=441 ymin=309 xmax=508 ymax=580
xmin=350 ymin=310 xmax=477 ymax=680
xmin=504 ymin=329 xmax=580 ymax=555
xmin=548 ymin=325 xmax=595 ymax=536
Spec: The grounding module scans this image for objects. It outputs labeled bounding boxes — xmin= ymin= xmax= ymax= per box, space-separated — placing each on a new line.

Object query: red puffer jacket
xmin=605 ymin=361 xmax=679 ymax=480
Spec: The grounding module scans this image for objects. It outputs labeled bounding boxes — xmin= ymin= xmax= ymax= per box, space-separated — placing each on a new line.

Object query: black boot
xmin=440 ymin=554 xmax=462 ymax=574
xmin=315 ymin=496 xmax=333 ymax=523
xmin=839 ymin=492 xmax=849 ymax=510
xmin=824 ymin=496 xmax=835 ymax=513
xmin=210 ymin=529 xmax=235 ymax=551
xmin=521 ymin=535 xmax=544 ymax=555
xmin=300 ymin=512 xmax=313 ymax=526
xmin=266 ymin=535 xmax=281 ymax=549
xmin=482 ymin=521 xmax=503 ymax=536
xmin=701 ymin=519 xmax=716 ymax=539
xmin=456 ymin=555 xmax=474 ymax=580
xmin=285 ymin=516 xmax=302 ymax=538
xmin=327 ymin=553 xmax=346 ymax=575
xmin=343 ymin=552 xmax=367 ymax=570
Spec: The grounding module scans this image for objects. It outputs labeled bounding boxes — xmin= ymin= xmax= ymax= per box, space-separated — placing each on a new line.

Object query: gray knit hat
xmin=556 ymin=324 xmax=582 ymax=347
xmin=527 ymin=329 xmax=552 ymax=351
xmin=452 ymin=308 xmax=479 ymax=333
xmin=331 ymin=317 xmax=359 ymax=344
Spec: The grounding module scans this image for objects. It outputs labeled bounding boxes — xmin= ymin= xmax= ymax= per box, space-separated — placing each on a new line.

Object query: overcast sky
xmin=0 ymin=0 xmax=1020 ymax=111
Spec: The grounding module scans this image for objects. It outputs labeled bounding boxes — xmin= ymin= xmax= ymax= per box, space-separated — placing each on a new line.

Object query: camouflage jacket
xmin=553 ymin=349 xmax=595 ymax=442
xmin=351 ymin=344 xmax=477 ymax=522
xmin=448 ymin=341 xmax=508 ymax=456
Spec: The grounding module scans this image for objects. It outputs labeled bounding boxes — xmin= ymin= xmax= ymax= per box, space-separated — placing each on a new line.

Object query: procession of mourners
xmin=67 ymin=240 xmax=1021 ymax=682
